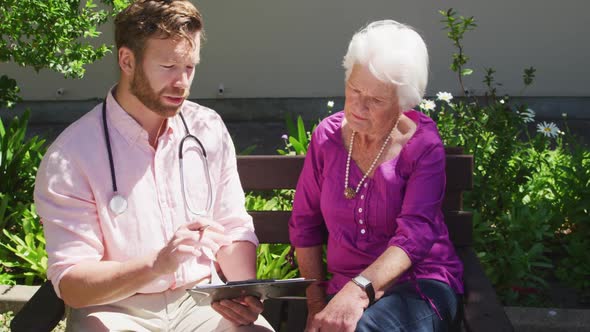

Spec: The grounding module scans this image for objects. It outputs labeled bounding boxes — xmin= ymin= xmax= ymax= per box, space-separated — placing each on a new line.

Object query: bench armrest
xmin=457 ymin=247 xmax=514 ymax=332
xmin=10 ymin=280 xmax=64 ymax=332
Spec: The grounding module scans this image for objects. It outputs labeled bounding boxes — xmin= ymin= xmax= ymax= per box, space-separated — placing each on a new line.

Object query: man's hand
xmin=306 ymin=282 xmax=368 ymax=332
xmin=152 ymin=219 xmax=230 ymax=275
xmin=211 ymin=295 xmax=264 ymax=326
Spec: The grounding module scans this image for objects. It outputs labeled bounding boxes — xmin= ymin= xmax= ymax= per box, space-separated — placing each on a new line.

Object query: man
xmin=34 ymin=0 xmax=273 ymax=330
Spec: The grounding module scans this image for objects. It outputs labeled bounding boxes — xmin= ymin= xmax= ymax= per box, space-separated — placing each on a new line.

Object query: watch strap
xmin=352 ymin=275 xmax=375 ymax=306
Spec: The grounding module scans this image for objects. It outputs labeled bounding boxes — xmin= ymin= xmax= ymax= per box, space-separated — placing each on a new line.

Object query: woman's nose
xmin=356 ymin=96 xmax=370 ymax=113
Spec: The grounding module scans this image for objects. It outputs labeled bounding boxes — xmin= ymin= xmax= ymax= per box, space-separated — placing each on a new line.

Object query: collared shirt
xmin=289 ymin=111 xmax=464 ymax=295
xmin=35 ymin=91 xmax=257 ymax=298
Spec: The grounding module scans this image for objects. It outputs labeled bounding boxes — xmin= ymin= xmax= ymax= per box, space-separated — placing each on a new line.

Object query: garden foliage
xmin=0 ymin=5 xmax=588 ymax=308
xmin=0 ymin=0 xmax=130 ymax=284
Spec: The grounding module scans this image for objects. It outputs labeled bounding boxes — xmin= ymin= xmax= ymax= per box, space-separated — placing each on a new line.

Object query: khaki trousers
xmin=65 ymin=286 xmax=275 ymax=332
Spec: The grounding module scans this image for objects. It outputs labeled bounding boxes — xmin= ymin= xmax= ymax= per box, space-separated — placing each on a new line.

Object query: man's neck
xmin=114 ymin=83 xmax=167 ymax=147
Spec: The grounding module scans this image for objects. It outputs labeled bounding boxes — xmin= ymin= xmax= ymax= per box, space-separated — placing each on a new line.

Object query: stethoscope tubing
xmin=102 ymin=99 xmax=212 ymax=216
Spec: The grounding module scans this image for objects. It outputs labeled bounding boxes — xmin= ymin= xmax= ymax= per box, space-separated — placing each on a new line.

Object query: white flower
xmin=520 ymin=108 xmax=536 ymax=123
xmin=327 ymin=100 xmax=334 ymax=108
xmin=499 ymin=99 xmax=505 ymax=104
xmin=536 ymin=121 xmax=559 ymax=138
xmin=436 ymin=92 xmax=453 ymax=103
xmin=419 ymin=99 xmax=436 ymax=111
xmin=562 ymin=113 xmax=567 ymax=118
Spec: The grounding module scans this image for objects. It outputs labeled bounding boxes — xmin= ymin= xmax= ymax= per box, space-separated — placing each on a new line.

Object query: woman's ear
xmin=118 ymin=47 xmax=136 ymax=76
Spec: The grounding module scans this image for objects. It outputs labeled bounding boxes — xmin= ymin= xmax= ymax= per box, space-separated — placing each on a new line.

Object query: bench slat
xmin=443 ymin=191 xmax=462 ymax=211
xmin=239 ymin=155 xmax=304 ymax=190
xmin=238 ymin=154 xmax=473 ymax=192
xmin=445 ymin=154 xmax=473 ymax=191
xmin=252 ymin=210 xmax=472 ymax=246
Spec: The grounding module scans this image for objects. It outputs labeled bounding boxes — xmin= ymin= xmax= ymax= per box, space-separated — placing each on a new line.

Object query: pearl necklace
xmin=344 ymin=120 xmax=399 ymax=200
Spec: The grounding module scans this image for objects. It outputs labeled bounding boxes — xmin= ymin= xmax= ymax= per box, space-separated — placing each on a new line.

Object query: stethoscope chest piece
xmin=109 ymin=194 xmax=128 ymax=215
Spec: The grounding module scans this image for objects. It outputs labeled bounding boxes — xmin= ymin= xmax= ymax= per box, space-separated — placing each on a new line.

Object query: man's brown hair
xmin=115 ymin=0 xmax=203 ymax=60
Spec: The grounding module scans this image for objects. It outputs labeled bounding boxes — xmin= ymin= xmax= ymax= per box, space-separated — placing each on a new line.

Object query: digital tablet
xmin=187 ymin=278 xmax=316 ymax=306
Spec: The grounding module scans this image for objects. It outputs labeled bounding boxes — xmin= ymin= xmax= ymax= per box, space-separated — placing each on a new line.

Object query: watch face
xmin=354 ymin=275 xmax=371 ymax=288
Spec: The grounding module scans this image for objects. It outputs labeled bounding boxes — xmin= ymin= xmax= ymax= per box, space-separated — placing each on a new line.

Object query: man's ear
xmin=118 ymin=46 xmax=136 ymax=76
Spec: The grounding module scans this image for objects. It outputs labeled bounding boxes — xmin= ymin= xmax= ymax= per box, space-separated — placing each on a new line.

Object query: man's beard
xmin=130 ymin=64 xmax=187 ymax=118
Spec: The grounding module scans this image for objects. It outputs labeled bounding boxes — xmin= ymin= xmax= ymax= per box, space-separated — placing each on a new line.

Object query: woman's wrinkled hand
xmin=306 ymin=282 xmax=368 ymax=332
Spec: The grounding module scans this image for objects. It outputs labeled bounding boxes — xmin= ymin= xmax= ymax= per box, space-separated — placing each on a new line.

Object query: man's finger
xmin=186 ymin=220 xmax=225 ymax=233
xmin=224 ymin=299 xmax=258 ymax=322
xmin=214 ymin=301 xmax=252 ymax=325
xmin=243 ymin=296 xmax=264 ymax=313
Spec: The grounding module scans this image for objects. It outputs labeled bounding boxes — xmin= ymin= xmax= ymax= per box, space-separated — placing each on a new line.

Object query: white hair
xmin=343 ymin=20 xmax=429 ymax=110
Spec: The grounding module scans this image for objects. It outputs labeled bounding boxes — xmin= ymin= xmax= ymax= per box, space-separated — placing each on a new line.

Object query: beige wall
xmin=1 ymin=0 xmax=588 ymax=100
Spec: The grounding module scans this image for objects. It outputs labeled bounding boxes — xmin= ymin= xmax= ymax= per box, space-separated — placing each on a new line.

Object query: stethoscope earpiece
xmin=109 ymin=194 xmax=128 ymax=215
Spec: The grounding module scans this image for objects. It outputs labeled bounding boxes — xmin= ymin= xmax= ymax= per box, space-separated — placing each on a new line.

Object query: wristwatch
xmin=351 ymin=275 xmax=375 ymax=306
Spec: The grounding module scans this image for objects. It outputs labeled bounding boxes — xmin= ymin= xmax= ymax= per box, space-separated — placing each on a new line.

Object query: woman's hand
xmin=211 ymin=295 xmax=264 ymax=326
xmin=305 ymin=282 xmax=328 ymax=329
xmin=306 ymin=282 xmax=369 ymax=332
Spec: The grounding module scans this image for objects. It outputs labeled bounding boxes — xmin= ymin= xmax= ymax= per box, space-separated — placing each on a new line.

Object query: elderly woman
xmin=288 ymin=20 xmax=463 ymax=332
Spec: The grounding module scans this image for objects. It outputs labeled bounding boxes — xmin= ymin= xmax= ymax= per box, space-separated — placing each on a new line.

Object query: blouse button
xmin=358 ymin=208 xmax=363 ymax=213
xmin=364 ymin=183 xmax=368 ymax=188
xmin=360 ymin=195 xmax=365 ymax=200
xmin=360 ymin=229 xmax=366 ymax=234
xmin=359 ymin=219 xmax=364 ymax=224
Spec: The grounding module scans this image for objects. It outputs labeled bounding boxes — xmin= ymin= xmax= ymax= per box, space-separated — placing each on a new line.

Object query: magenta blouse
xmin=289 ymin=110 xmax=463 ymax=296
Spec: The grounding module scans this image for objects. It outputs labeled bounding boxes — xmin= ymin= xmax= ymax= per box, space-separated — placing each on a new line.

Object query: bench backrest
xmin=237 ymin=147 xmax=473 ymax=248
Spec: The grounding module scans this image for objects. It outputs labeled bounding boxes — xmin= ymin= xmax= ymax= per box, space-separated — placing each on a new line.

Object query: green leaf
xmin=296 ymin=116 xmax=308 ymax=148
xmin=461 ymin=68 xmax=474 ymax=76
xmin=288 ymin=137 xmax=305 ymax=155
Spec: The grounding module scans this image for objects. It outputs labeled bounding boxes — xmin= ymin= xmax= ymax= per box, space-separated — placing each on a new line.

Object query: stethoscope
xmin=102 ymin=99 xmax=213 ymax=216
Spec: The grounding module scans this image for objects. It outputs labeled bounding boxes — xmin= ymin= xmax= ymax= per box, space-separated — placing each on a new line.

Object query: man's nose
xmin=174 ymin=71 xmax=190 ymax=89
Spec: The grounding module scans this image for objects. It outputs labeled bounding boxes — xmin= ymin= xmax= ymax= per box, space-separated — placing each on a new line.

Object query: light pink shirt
xmin=34 ymin=91 xmax=258 ymax=299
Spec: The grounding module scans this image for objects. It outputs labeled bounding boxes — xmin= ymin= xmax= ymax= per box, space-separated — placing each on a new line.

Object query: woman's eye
xmin=162 ymin=65 xmax=174 ymax=69
xmin=369 ymin=98 xmax=386 ymax=106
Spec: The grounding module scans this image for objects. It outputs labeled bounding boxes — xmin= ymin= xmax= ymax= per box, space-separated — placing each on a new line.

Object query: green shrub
xmin=0 ymin=112 xmax=48 ymax=285
xmin=416 ymin=9 xmax=590 ymax=305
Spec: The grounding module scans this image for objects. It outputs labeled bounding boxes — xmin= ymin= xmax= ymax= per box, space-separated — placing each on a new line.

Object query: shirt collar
xmin=105 ymin=88 xmax=182 ymax=147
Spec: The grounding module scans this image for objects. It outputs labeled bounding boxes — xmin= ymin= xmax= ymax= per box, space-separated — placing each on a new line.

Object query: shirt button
xmin=359 ymin=219 xmax=364 ymax=224
xmin=358 ymin=208 xmax=363 ymax=213
xmin=360 ymin=229 xmax=366 ymax=234
xmin=360 ymin=195 xmax=365 ymax=200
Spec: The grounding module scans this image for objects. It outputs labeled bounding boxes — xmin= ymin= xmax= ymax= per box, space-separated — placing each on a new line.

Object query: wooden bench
xmin=239 ymin=149 xmax=514 ymax=332
xmin=11 ymin=149 xmax=514 ymax=332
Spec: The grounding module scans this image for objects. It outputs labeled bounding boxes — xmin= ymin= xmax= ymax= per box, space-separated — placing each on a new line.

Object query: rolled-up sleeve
xmin=388 ymin=142 xmax=446 ymax=263
xmin=34 ymin=146 xmax=103 ymax=298
xmin=289 ymin=131 xmax=327 ymax=247
xmin=212 ymin=123 xmax=258 ymax=246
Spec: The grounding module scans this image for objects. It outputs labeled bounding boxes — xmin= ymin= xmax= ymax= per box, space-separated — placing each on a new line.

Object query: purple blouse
xmin=289 ymin=110 xmax=463 ymax=296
